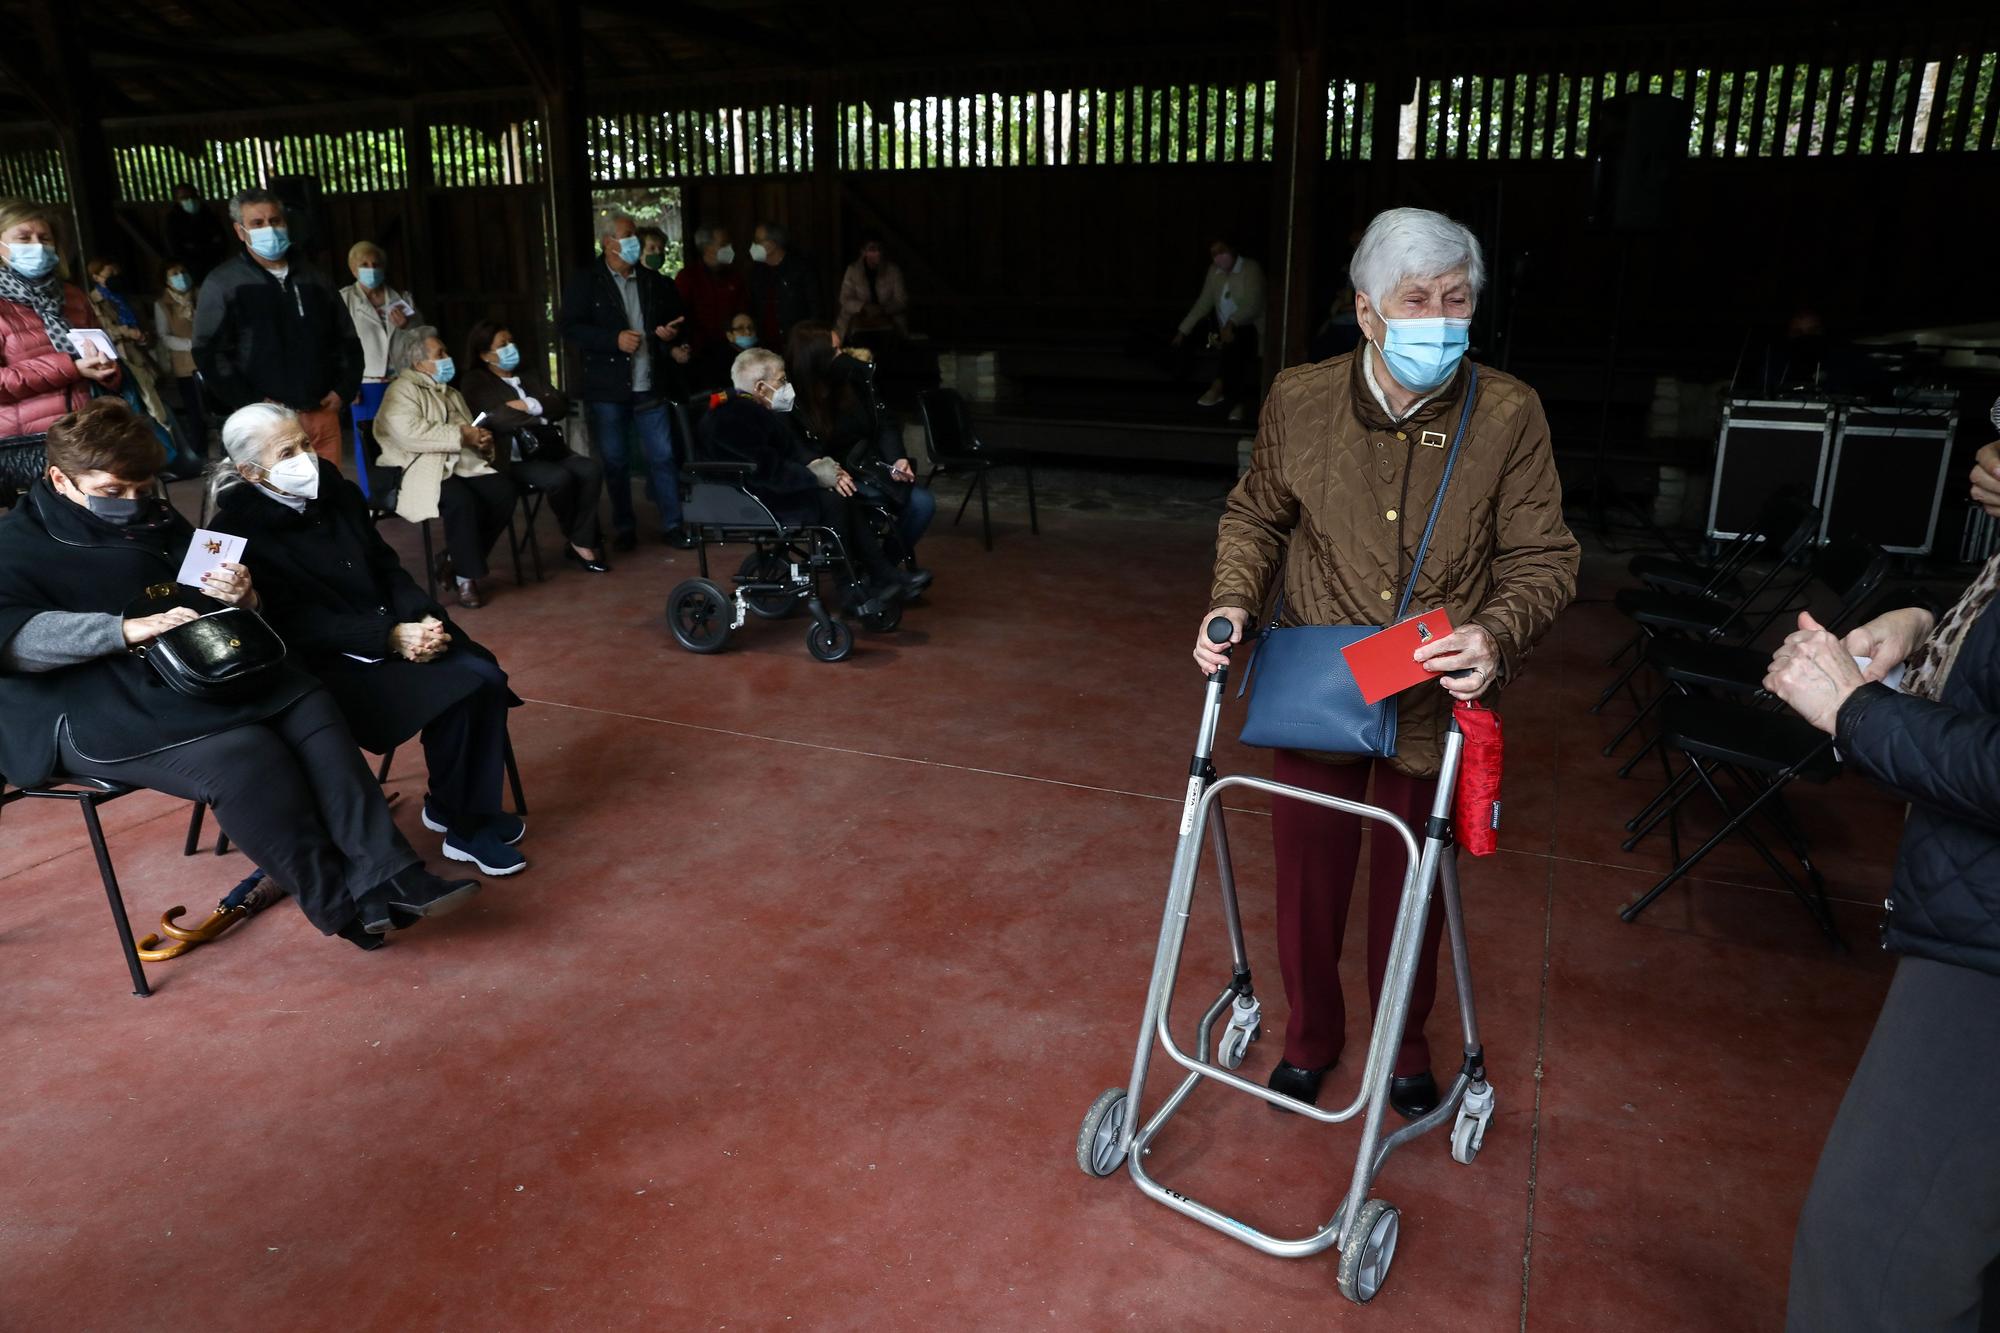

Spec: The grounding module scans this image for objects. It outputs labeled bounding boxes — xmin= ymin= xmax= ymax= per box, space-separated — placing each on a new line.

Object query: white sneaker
xmin=1195 ymin=388 xmax=1225 ymax=407
xmin=1227 ymin=404 xmax=1246 ymax=423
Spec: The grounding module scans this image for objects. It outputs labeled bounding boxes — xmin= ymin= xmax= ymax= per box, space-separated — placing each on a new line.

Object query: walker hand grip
xmin=1205 ymin=616 xmax=1236 ymax=647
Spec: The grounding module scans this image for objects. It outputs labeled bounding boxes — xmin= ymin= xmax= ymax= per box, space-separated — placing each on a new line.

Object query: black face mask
xmin=82 ymin=492 xmax=165 ymax=529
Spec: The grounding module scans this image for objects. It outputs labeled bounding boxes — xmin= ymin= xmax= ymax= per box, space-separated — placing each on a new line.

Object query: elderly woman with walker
xmin=1076 ymin=207 xmax=1577 ymax=1303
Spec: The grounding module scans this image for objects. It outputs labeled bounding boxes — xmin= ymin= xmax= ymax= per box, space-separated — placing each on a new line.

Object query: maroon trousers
xmin=1270 ymin=750 xmax=1443 ymax=1078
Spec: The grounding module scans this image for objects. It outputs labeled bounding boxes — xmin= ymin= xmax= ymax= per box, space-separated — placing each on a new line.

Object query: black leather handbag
xmin=138 ymin=606 xmax=288 ymax=702
xmin=0 ymin=434 xmax=47 ymax=510
xmin=511 ymin=421 xmax=572 ymax=464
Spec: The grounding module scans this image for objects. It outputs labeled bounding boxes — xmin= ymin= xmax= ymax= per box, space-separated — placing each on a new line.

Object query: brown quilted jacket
xmin=1210 ymin=351 xmax=1578 ymax=777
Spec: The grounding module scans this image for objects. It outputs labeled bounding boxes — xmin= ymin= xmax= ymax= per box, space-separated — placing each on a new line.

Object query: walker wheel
xmin=1336 ymin=1198 xmax=1400 ymax=1305
xmin=737 ymin=551 xmax=801 ymax=619
xmin=1075 ymin=1087 xmax=1129 ymax=1178
xmin=805 ymin=618 xmax=854 ymax=663
xmin=1217 ymin=1024 xmax=1253 ymax=1071
xmin=666 ymin=579 xmax=732 ymax=654
xmin=1450 ymin=1111 xmax=1487 ymax=1165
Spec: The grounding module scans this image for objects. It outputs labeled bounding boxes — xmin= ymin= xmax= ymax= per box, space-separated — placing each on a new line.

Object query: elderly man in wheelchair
xmin=668 ymin=347 xmax=911 ymax=663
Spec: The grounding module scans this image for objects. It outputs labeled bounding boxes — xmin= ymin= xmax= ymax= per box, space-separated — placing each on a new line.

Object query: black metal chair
xmin=509 ymin=479 xmax=548 ymax=584
xmin=1 ymin=777 xmax=154 ymax=996
xmin=184 ymin=733 xmax=527 ymax=857
xmin=915 ymin=387 xmax=1037 ymax=551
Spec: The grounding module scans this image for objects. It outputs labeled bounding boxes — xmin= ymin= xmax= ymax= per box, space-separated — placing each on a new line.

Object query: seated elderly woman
xmin=696 ymin=347 xmax=906 ymax=619
xmin=210 ymin=403 xmax=528 ymax=878
xmin=374 ymin=326 xmax=516 ymax=609
xmin=457 ymin=320 xmax=608 ymax=574
xmin=0 ymin=398 xmax=479 ymax=948
xmin=1197 ymin=206 xmax=1578 ymax=1120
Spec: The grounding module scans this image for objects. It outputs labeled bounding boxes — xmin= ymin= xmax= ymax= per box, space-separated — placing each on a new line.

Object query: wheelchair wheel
xmin=805 ymin=618 xmax=854 ymax=663
xmin=737 ymin=550 xmax=801 ymax=620
xmin=667 ymin=579 xmax=732 ymax=654
xmin=860 ymin=599 xmax=903 ymax=633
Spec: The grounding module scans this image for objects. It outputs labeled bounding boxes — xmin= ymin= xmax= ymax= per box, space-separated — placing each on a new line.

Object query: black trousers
xmin=1787 ymin=956 xmax=2000 ymax=1331
xmin=419 ymin=650 xmax=513 ymax=836
xmin=1217 ymin=320 xmax=1260 ymax=408
xmin=438 ymin=472 xmax=517 ymax=580
xmin=58 ymin=689 xmax=419 ymax=936
xmin=779 ymin=490 xmax=891 ymax=582
xmin=514 ymin=455 xmax=604 ymax=551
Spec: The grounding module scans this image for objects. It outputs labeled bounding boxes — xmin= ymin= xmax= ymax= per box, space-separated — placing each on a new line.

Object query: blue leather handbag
xmin=1235 ymin=367 xmax=1479 ymax=756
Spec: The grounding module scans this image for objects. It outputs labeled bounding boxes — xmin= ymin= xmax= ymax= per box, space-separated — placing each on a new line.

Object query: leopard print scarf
xmin=1900 ymin=552 xmax=2000 ymax=703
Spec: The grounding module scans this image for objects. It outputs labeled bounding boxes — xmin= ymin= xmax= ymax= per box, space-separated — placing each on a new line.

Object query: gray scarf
xmin=0 ymin=265 xmax=78 ymax=357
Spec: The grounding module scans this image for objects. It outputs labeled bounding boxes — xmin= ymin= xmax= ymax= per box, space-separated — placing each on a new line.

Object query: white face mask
xmin=748 ymin=242 xmax=769 ymax=264
xmin=768 ymin=382 xmax=796 ymax=413
xmin=265 ymin=452 xmax=320 ymax=499
xmin=714 ymin=244 xmax=736 ymax=265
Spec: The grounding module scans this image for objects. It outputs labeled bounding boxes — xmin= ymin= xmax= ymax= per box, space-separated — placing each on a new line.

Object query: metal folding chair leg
xmin=80 ymin=794 xmax=151 ymax=997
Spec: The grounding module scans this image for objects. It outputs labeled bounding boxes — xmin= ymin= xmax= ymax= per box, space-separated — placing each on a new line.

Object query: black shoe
xmin=337 ymin=919 xmax=388 ymax=950
xmin=902 ymin=567 xmax=934 ymax=594
xmin=1388 ymin=1071 xmax=1440 ymax=1121
xmin=382 ymin=866 xmax=481 ymax=921
xmin=355 ymin=886 xmax=423 ymax=936
xmin=1267 ymin=1059 xmax=1334 ymax=1114
xmin=564 ymin=547 xmax=611 ymax=574
xmin=662 ymin=526 xmax=699 ymax=549
xmin=612 ymin=532 xmax=637 ymax=553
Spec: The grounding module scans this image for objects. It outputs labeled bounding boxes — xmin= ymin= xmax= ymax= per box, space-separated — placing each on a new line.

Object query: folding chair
xmin=508 ymin=479 xmax=548 ymax=584
xmin=1 ymin=777 xmax=154 ymax=996
xmin=1593 ymin=498 xmax=1821 ymax=715
xmin=1616 ymin=696 xmax=1844 ymax=946
xmin=916 ymin=387 xmax=1037 ymax=552
xmin=356 ymin=419 xmax=442 ymax=600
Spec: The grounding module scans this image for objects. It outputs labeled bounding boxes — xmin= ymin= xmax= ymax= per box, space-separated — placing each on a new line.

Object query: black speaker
xmin=1707 ymin=400 xmax=1834 ymax=541
xmin=265 ymin=174 xmax=326 ymax=254
xmin=1589 ymin=92 xmax=1686 ymax=232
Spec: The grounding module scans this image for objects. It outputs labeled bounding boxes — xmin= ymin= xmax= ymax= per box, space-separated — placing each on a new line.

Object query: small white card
xmin=177 ymin=528 xmax=247 ymax=590
xmin=386 ymin=298 xmax=415 ymax=320
xmin=70 ymin=327 xmax=118 ymax=361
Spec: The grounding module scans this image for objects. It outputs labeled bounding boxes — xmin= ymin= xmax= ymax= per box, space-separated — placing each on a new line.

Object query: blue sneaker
xmin=442 ymin=827 xmax=527 ymax=877
xmin=424 ymin=801 xmax=525 ymax=846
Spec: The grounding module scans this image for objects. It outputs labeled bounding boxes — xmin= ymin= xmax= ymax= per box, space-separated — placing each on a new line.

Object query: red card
xmin=1341 ymin=608 xmax=1455 ymax=706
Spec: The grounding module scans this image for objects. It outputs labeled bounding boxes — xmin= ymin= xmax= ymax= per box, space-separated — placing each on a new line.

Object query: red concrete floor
xmin=0 ymin=495 xmax=1903 ymax=1330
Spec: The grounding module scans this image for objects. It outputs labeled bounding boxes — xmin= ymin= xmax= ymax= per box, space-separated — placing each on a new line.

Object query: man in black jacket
xmin=193 ymin=189 xmax=362 ymax=464
xmin=163 ymin=182 xmax=231 ymax=282
xmin=747 ymin=222 xmax=818 ymax=348
xmin=1765 ymin=552 xmax=2000 ymax=1331
xmin=559 ymin=210 xmax=695 ymax=551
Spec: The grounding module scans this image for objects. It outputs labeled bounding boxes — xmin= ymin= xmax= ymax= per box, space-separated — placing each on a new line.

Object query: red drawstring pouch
xmin=1452 ymin=700 xmax=1504 ymax=856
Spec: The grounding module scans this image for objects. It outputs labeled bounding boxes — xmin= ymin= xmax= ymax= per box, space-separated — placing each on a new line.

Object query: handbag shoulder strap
xmin=1394 ymin=364 xmax=1479 ymax=622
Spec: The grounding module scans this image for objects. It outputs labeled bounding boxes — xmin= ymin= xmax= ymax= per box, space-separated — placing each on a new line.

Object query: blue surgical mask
xmin=179 ymin=198 xmax=200 ymax=215
xmin=5 ymin=242 xmax=58 ymax=281
xmin=1375 ymin=316 xmax=1471 ymax=394
xmin=494 ymin=343 xmax=521 ymax=371
xmin=430 ymin=357 xmax=456 ymax=385
xmin=357 ymin=266 xmax=382 ymax=289
xmin=617 ymin=235 xmax=642 ymax=266
xmin=730 ymin=333 xmax=756 ymax=349
xmin=167 ymin=272 xmax=191 ymax=293
xmin=246 ymin=225 xmax=290 ymax=261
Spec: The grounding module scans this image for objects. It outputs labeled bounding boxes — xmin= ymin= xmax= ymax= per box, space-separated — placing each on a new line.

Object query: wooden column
xmin=399 ymin=102 xmax=436 ymax=308
xmin=811 ymin=78 xmax=840 ymax=270
xmin=541 ymin=2 xmax=593 ymax=275
xmin=1266 ymin=0 xmax=1329 ymax=379
xmin=26 ymin=8 xmax=122 ymax=268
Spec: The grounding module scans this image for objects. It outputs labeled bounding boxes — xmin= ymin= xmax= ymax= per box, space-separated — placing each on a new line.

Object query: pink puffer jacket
xmin=0 ymin=284 xmax=120 ymax=437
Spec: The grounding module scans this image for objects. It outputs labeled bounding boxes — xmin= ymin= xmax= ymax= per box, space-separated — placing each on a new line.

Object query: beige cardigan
xmin=835 ymin=260 xmax=909 ymax=338
xmin=374 ymin=368 xmax=496 ymax=523
xmin=1178 ymin=256 xmax=1268 ymax=348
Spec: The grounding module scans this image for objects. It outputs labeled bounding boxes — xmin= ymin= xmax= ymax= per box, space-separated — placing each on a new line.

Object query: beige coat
xmin=1210 ymin=350 xmax=1578 ymax=777
xmin=835 ymin=260 xmax=909 ymax=338
xmin=1178 ymin=256 xmax=1268 ymax=348
xmin=374 ymin=368 xmax=496 ymax=523
xmin=341 ymin=282 xmax=421 ymax=381
xmin=153 ymin=287 xmax=198 ymax=378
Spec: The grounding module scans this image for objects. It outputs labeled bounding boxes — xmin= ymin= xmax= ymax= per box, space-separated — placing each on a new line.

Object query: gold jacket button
xmin=1385 ymin=508 xmax=1398 ymax=521
xmin=1395 ymin=431 xmax=1407 ymax=441
xmin=1380 ymin=589 xmax=1393 ymax=601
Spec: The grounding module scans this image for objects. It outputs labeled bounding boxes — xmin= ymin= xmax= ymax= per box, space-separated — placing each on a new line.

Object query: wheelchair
xmin=665 ymin=459 xmax=902 ymax=664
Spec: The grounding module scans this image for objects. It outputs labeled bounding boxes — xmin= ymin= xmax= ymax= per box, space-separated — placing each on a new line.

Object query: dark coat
xmin=558 ymin=259 xmax=690 ymax=405
xmin=1835 ymin=600 xmax=2000 ymax=979
xmin=697 ymin=392 xmax=822 ymax=524
xmin=748 ymin=253 xmax=819 ymax=346
xmin=458 ymin=363 xmax=571 ymax=478
xmin=211 ymin=462 xmax=515 ymax=754
xmin=192 ymin=251 xmax=364 ymax=412
xmin=163 ymin=203 xmax=231 ymax=282
xmin=0 ymin=481 xmax=316 ymax=786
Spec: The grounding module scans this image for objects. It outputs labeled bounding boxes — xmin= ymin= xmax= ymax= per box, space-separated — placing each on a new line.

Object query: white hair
xmin=730 ymin=347 xmax=784 ymax=393
xmin=1348 ymin=207 xmax=1486 ymax=310
xmin=395 ymin=325 xmax=442 ymax=372
xmin=209 ymin=402 xmax=301 ymax=506
xmin=692 ymin=224 xmax=725 ymax=249
xmin=596 ymin=208 xmax=634 ymax=241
